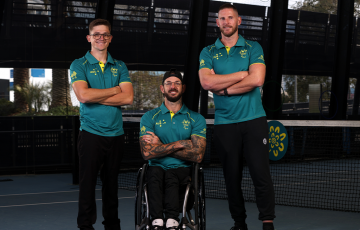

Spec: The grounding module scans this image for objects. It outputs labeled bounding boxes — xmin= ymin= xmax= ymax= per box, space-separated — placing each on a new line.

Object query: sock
xmin=166 ymin=218 xmax=179 ymax=228
xmin=235 ymin=222 xmax=248 ymax=230
xmin=152 ymin=219 xmax=164 ymax=226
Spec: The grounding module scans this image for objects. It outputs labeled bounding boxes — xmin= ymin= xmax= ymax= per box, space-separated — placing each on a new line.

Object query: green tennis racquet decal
xmin=268 ymin=120 xmax=288 ymax=161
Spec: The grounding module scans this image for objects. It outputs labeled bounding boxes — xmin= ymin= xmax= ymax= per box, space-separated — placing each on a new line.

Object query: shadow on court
xmin=0 ymin=174 xmax=359 ymax=230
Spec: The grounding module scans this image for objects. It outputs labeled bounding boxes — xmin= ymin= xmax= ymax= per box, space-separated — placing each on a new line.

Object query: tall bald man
xmin=198 ymin=3 xmax=275 ymax=230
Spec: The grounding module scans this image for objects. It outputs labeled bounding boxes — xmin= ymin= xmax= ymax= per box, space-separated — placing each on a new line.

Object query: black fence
xmin=1 ymin=116 xmax=359 ymax=212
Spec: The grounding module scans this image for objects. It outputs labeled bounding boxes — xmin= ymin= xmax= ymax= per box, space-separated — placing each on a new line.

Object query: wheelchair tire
xmin=198 ymin=167 xmax=206 ymax=230
xmin=135 ymin=164 xmax=149 ymax=230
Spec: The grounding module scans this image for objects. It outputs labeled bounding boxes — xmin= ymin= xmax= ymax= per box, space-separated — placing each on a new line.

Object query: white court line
xmin=0 ymin=196 xmax=134 ymax=208
xmin=0 ymin=189 xmax=101 ymax=197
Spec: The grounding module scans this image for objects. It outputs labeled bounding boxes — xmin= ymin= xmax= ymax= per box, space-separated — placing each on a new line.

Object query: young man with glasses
xmin=198 ymin=3 xmax=275 ymax=230
xmin=70 ymin=18 xmax=134 ymax=230
xmin=139 ymin=69 xmax=207 ymax=230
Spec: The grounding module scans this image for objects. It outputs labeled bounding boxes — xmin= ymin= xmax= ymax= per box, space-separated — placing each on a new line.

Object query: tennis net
xmin=98 ymin=119 xmax=360 ymax=212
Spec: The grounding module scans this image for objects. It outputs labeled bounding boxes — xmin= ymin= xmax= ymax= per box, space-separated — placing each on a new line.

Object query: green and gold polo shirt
xmin=140 ymin=103 xmax=206 ymax=170
xmin=70 ymin=51 xmax=131 ymax=136
xmin=199 ymin=35 xmax=266 ymax=125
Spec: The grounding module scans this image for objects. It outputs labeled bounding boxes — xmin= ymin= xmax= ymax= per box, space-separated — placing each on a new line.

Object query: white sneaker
xmin=152 ymin=219 xmax=164 ymax=230
xmin=166 ymin=218 xmax=179 ymax=230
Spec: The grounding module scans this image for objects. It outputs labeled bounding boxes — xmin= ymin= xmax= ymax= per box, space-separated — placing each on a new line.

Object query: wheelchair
xmin=135 ymin=163 xmax=206 ymax=230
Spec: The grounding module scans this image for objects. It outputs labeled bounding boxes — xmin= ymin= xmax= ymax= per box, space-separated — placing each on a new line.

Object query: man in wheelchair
xmin=139 ymin=69 xmax=207 ymax=230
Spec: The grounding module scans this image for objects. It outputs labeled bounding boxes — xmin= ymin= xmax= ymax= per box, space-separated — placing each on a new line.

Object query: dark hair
xmin=89 ymin=19 xmax=111 ymax=34
xmin=218 ymin=3 xmax=238 ymax=15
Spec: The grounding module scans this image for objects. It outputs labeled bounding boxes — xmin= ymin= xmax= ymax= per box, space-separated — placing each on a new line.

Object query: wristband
xmin=224 ymin=88 xmax=228 ymax=96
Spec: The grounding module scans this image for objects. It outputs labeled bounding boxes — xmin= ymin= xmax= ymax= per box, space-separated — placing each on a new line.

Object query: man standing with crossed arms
xmin=71 ymin=18 xmax=133 ymax=230
xmin=198 ymin=3 xmax=275 ymax=230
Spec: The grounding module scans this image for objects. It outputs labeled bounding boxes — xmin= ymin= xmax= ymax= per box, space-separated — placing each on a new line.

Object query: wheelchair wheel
xmin=198 ymin=167 xmax=206 ymax=230
xmin=135 ymin=164 xmax=150 ymax=230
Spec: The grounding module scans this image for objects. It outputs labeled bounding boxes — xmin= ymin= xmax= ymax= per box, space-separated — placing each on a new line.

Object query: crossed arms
xmin=139 ymin=132 xmax=206 ymax=163
xmin=72 ymin=81 xmax=134 ymax=106
xmin=198 ymin=63 xmax=265 ymax=96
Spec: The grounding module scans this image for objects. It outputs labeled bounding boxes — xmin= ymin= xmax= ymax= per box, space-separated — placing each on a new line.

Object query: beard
xmin=163 ymin=89 xmax=183 ymax=103
xmin=220 ymin=25 xmax=238 ymax=38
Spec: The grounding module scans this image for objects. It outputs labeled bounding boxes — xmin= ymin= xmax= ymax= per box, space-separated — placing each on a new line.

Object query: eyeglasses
xmin=90 ymin=33 xmax=112 ymax=40
xmin=164 ymin=82 xmax=182 ymax=87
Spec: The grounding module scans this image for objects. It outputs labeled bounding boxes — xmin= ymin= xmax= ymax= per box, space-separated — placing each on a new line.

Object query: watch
xmin=224 ymin=88 xmax=228 ymax=96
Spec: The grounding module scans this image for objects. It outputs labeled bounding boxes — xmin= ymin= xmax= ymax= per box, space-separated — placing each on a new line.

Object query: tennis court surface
xmin=1 ymin=173 xmax=359 ymax=230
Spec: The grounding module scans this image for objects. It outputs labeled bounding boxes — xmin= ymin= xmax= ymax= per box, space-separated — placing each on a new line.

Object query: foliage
xmin=129 ymin=71 xmax=164 ymax=110
xmin=14 ymin=81 xmax=52 ymax=113
xmin=41 ymin=105 xmax=80 ymax=116
xmin=292 ymin=0 xmax=360 ymax=16
xmin=208 ymin=102 xmax=215 ymax=109
xmin=0 ymin=99 xmax=17 ymax=116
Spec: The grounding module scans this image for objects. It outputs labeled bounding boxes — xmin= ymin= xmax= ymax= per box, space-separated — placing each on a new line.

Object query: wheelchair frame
xmin=135 ymin=163 xmax=206 ymax=230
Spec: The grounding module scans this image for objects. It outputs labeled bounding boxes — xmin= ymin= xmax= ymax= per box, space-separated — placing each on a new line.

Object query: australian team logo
xmin=70 ymin=71 xmax=77 ymax=80
xmin=156 ymin=120 xmax=166 ymax=127
xmin=258 ymin=55 xmax=265 ymax=61
xmin=140 ymin=126 xmax=146 ymax=135
xmin=239 ymin=49 xmax=247 ymax=58
xmin=200 ymin=128 xmax=206 ymax=134
xmin=182 ymin=120 xmax=190 ymax=130
xmin=200 ymin=59 xmax=205 ymax=67
xmin=268 ymin=121 xmax=288 ymax=161
xmin=111 ymin=67 xmax=118 ymax=77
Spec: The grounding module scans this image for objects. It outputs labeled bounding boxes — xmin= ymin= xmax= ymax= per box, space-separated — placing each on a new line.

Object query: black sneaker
xmin=263 ymin=222 xmax=275 ymax=230
xmin=230 ymin=226 xmax=248 ymax=230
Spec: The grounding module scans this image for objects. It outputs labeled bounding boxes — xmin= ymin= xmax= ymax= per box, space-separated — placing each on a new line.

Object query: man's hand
xmin=98 ymin=83 xmax=133 ymax=106
xmin=209 ymin=69 xmax=225 ymax=96
xmin=199 ymin=68 xmax=248 ymax=91
xmin=114 ymin=85 xmax=122 ymax=94
xmin=72 ymin=81 xmax=120 ymax=104
xmin=143 ymin=131 xmax=163 ymax=145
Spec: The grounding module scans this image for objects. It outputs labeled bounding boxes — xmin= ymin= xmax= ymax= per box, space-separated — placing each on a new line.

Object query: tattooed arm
xmin=169 ymin=135 xmax=206 ymax=163
xmin=140 ymin=131 xmax=206 ymax=163
xmin=140 ymin=131 xmax=184 ymax=160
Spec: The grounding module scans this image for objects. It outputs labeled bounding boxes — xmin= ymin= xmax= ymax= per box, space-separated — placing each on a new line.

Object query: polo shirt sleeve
xmin=191 ymin=114 xmax=206 ymax=139
xmin=117 ymin=61 xmax=132 ymax=85
xmin=249 ymin=42 xmax=266 ymax=66
xmin=199 ymin=47 xmax=213 ymax=71
xmin=70 ymin=60 xmax=87 ymax=85
xmin=140 ymin=112 xmax=154 ymax=138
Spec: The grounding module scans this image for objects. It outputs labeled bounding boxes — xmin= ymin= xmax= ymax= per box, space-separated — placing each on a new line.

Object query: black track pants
xmin=147 ymin=166 xmax=191 ymax=222
xmin=77 ymin=130 xmax=124 ymax=230
xmin=214 ymin=117 xmax=275 ymax=225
